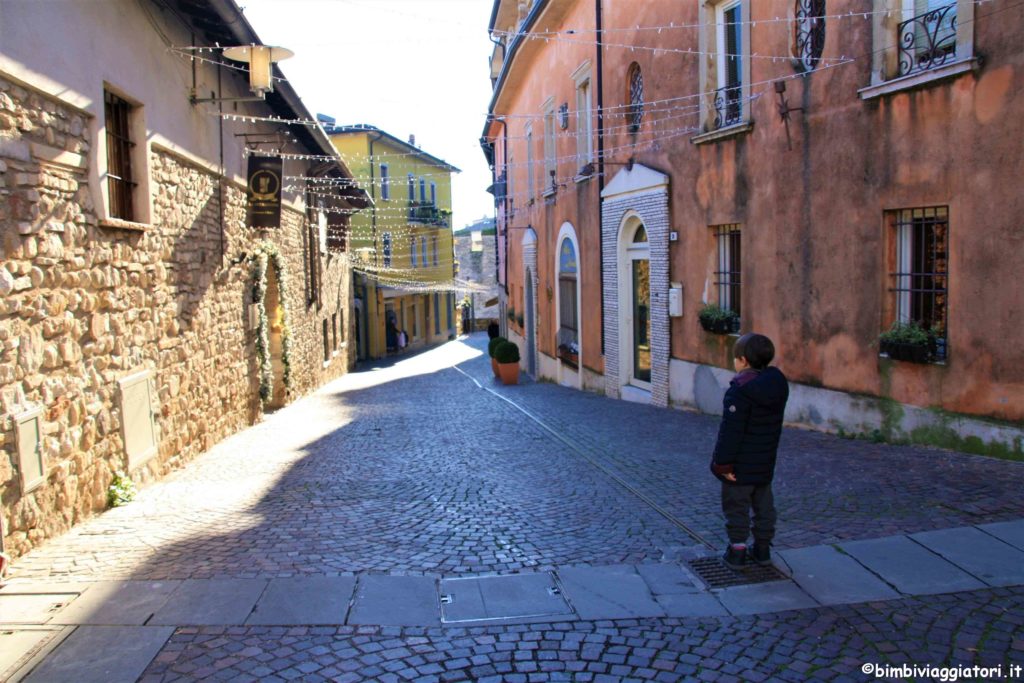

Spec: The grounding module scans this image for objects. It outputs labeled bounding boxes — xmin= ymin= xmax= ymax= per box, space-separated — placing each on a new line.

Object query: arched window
xmin=557 ymin=237 xmax=579 ymax=363
xmin=794 ymin=0 xmax=826 ymax=72
xmin=627 ymin=63 xmax=644 ymax=134
xmin=632 ymin=225 xmax=648 ymax=243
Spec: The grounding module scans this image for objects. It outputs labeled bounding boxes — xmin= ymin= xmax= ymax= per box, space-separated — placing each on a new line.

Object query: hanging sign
xmin=247 ymin=156 xmax=283 ymax=228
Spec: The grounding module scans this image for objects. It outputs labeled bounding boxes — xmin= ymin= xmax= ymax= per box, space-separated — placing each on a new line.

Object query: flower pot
xmin=497 ymin=361 xmax=519 ymax=385
xmin=491 ymin=357 xmax=500 ymax=377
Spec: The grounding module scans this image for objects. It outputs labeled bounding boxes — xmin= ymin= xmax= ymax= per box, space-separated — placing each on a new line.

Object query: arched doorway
xmin=618 ymin=215 xmax=651 ymax=394
xmin=264 ymin=264 xmax=287 ymax=408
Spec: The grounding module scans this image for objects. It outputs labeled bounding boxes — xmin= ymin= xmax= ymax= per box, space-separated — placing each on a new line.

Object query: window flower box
xmin=698 ymin=303 xmax=739 ymax=335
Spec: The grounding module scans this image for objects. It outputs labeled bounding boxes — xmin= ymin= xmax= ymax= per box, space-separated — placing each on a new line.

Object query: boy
xmin=710 ymin=333 xmax=789 ymax=569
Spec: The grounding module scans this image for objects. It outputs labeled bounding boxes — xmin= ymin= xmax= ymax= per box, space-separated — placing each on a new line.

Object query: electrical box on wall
xmin=669 ymin=286 xmax=683 ymax=317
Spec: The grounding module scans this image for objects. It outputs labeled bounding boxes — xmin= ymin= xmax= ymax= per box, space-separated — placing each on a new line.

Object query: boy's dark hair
xmin=487 ymin=322 xmax=500 ymax=339
xmin=734 ymin=333 xmax=775 ymax=370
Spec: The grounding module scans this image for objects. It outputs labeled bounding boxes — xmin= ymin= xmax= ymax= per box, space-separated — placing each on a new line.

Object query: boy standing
xmin=711 ymin=333 xmax=789 ymax=569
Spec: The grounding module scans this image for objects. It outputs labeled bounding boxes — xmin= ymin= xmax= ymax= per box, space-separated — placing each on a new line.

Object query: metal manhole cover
xmin=687 ymin=557 xmax=788 ymax=589
xmin=439 ymin=573 xmax=572 ymax=624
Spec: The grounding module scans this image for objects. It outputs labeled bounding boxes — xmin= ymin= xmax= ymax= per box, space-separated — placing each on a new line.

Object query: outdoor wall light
xmin=222 ymin=44 xmax=295 ymax=96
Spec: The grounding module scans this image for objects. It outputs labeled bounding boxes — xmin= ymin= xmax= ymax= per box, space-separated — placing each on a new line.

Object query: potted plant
xmin=698 ymin=303 xmax=739 ymax=334
xmin=494 ymin=339 xmax=521 ymax=385
xmin=878 ymin=321 xmax=930 ymax=363
xmin=557 ymin=341 xmax=579 ymax=367
xmin=488 ymin=335 xmax=507 ymax=378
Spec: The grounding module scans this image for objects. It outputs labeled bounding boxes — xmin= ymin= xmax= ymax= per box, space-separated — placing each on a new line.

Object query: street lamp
xmin=222 ymin=44 xmax=295 ymax=96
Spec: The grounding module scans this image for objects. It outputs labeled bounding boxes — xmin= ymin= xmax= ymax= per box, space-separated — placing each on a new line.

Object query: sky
xmin=239 ymin=0 xmax=497 ymax=230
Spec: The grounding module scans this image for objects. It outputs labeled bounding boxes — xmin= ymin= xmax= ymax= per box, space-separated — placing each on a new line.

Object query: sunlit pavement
xmin=3 ymin=334 xmax=1023 ymax=682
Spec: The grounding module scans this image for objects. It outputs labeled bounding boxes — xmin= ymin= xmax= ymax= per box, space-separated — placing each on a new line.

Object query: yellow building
xmin=323 ymin=122 xmax=460 ymax=360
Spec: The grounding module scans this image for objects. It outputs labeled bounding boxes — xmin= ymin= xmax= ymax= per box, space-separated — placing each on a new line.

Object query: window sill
xmin=100 ymin=218 xmax=152 ymax=232
xmin=858 ymin=58 xmax=979 ymax=100
xmin=691 ymin=121 xmax=754 ymax=146
xmin=542 ymin=187 xmax=556 ymax=199
xmin=574 ymin=172 xmax=594 ymax=185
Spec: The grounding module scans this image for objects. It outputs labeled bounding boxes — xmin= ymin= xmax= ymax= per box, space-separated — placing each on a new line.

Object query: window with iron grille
xmin=627 ymin=63 xmax=644 ymax=134
xmin=715 ymin=2 xmax=743 ymax=129
xmin=557 ymin=238 xmax=579 ymax=357
xmin=898 ymin=0 xmax=958 ymax=77
xmin=713 ymin=224 xmax=742 ymax=326
xmin=104 ymin=90 xmax=136 ymax=221
xmin=890 ymin=207 xmax=948 ymax=360
xmin=794 ymin=0 xmax=826 ymax=72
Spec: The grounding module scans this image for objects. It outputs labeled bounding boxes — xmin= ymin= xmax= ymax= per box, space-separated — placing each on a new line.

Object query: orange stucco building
xmin=482 ymin=0 xmax=1023 ymax=456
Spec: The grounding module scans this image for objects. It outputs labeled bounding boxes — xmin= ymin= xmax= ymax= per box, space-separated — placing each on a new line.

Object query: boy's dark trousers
xmin=721 ymin=482 xmax=776 ymax=545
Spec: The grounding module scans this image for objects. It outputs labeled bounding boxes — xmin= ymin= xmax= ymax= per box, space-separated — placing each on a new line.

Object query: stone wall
xmin=0 ymin=72 xmax=352 ymax=559
xmin=453 ymin=231 xmax=499 ymax=323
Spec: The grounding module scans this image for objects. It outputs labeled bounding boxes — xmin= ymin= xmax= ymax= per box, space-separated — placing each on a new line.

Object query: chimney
xmin=408 ymin=134 xmax=416 ymax=147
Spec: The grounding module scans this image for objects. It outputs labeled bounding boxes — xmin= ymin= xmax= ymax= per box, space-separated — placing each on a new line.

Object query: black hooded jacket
xmin=711 ymin=366 xmax=789 ymax=486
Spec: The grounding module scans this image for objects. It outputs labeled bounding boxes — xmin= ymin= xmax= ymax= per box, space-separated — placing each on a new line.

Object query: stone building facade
xmin=0 ymin=1 xmax=363 ymax=560
xmin=454 ymin=216 xmax=499 ymax=331
xmin=483 ymin=0 xmax=1024 ymax=456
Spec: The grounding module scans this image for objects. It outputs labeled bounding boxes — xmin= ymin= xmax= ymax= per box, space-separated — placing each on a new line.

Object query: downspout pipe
xmin=596 ymin=0 xmax=605 ymax=354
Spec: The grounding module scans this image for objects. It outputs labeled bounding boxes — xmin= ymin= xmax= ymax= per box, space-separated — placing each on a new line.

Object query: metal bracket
xmin=774 ymin=80 xmax=805 ymax=151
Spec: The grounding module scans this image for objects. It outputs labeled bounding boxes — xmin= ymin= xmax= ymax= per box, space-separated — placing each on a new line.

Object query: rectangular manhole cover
xmin=687 ymin=557 xmax=788 ymax=589
xmin=439 ymin=573 xmax=572 ymax=624
xmin=0 ymin=594 xmax=79 ymax=624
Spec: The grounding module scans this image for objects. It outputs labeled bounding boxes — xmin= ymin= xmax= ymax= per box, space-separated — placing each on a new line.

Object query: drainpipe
xmin=596 ymin=0 xmax=605 ymax=355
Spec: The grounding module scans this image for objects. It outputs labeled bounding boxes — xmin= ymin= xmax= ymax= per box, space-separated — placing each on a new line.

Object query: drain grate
xmin=687 ymin=557 xmax=788 ymax=589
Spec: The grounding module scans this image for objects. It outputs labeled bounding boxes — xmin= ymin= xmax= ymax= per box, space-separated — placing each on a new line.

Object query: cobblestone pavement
xmin=11 ymin=334 xmax=1024 ymax=581
xmin=140 ymin=587 xmax=1024 ymax=682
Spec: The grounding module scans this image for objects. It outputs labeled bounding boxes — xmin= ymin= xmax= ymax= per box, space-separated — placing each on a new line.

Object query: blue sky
xmin=240 ymin=0 xmax=497 ymax=228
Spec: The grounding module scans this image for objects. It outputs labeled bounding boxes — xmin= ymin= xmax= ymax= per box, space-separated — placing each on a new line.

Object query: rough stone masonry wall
xmin=454 ymin=233 xmax=499 ymax=322
xmin=0 ymin=73 xmax=351 ymax=558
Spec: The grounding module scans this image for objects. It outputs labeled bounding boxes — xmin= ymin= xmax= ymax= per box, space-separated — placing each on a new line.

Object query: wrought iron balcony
xmin=408 ymin=203 xmax=449 ymax=227
xmin=712 ymin=86 xmax=742 ymax=130
xmin=897 ymin=3 xmax=958 ymax=77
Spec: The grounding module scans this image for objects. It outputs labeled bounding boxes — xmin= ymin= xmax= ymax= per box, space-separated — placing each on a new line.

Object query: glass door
xmin=631 ymin=258 xmax=651 ymax=383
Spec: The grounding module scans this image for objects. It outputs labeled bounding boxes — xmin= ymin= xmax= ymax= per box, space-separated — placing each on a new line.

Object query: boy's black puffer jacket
xmin=711 ymin=366 xmax=789 ymax=485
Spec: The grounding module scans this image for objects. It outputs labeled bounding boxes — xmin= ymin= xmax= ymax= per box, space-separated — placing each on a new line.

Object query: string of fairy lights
xmin=172 ymin=0 xmax=1011 ymax=294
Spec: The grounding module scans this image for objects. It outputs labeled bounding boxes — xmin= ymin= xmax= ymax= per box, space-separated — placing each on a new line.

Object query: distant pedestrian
xmin=487 ymin=321 xmax=500 ymax=339
xmin=710 ymin=333 xmax=789 ymax=569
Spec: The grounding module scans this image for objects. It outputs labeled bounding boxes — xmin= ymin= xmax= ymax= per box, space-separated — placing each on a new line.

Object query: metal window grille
xmin=898 ymin=1 xmax=958 ymax=77
xmin=104 ymin=90 xmax=136 ymax=220
xmin=714 ymin=4 xmax=743 ymax=129
xmin=714 ymin=224 xmax=742 ymax=326
xmin=628 ymin=63 xmax=644 ymax=133
xmin=891 ymin=207 xmax=948 ymax=360
xmin=794 ymin=0 xmax=826 ymax=72
xmin=558 ymin=276 xmax=578 ymax=347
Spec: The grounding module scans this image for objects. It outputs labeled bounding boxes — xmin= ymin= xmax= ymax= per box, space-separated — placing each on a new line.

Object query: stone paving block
xmin=48 ymin=580 xmax=180 ymax=625
xmin=778 ymin=546 xmax=900 ymax=605
xmin=23 ymin=625 xmax=173 ymax=683
xmin=839 ymin=536 xmax=985 ymax=596
xmin=149 ymin=579 xmax=267 ymax=626
xmin=715 ymin=582 xmax=819 ymax=615
xmin=0 ymin=592 xmax=79 ymax=624
xmin=654 ymin=592 xmax=729 ymax=617
xmin=636 ymin=563 xmax=703 ymax=595
xmin=556 ymin=565 xmax=665 ymax=619
xmin=348 ymin=575 xmax=439 ymax=626
xmin=910 ymin=526 xmax=1024 ymax=587
xmin=977 ymin=519 xmax=1024 ymax=552
xmin=440 ymin=573 xmax=572 ymax=623
xmin=246 ymin=576 xmax=355 ymax=625
xmin=0 ymin=626 xmax=68 ymax=680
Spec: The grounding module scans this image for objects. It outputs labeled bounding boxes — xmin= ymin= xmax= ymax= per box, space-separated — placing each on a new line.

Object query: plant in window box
xmin=494 ymin=340 xmax=521 ymax=385
xmin=558 ymin=340 xmax=579 ymax=367
xmin=488 ymin=335 xmax=507 ymax=378
xmin=698 ymin=303 xmax=739 ymax=334
xmin=878 ymin=321 xmax=930 ymax=363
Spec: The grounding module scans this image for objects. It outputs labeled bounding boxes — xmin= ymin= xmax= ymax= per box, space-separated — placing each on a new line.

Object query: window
xmin=715 ymin=2 xmax=743 ymax=129
xmin=898 ymin=0 xmax=958 ymax=76
xmin=408 ymin=173 xmax=416 ymax=202
xmin=104 ymin=90 xmax=137 ymax=220
xmin=411 ymin=235 xmax=417 ymax=267
xmin=574 ymin=64 xmax=594 ymax=167
xmin=543 ymin=100 xmax=556 ymax=192
xmin=432 ymin=235 xmax=439 ymax=266
xmin=627 ymin=63 xmax=644 ymax=134
xmin=446 ymin=293 xmax=453 ymax=329
xmin=332 ymin=312 xmax=339 ymax=351
xmin=420 ymin=177 xmax=426 ymax=203
xmin=306 ymin=202 xmax=323 ymax=307
xmin=421 ymin=236 xmax=428 ymax=268
xmin=323 ymin=319 xmax=330 ymax=362
xmin=382 ymin=232 xmax=392 ymax=267
xmin=889 ymin=207 xmax=948 ymax=360
xmin=380 ymin=163 xmax=390 ymax=200
xmin=794 ymin=0 xmax=826 ymax=72
xmin=434 ymin=293 xmax=441 ymax=335
xmin=557 ymin=238 xmax=579 ymax=362
xmin=525 ymin=124 xmax=535 ymax=201
xmin=430 ymin=182 xmax=436 ymax=207
xmin=713 ymin=224 xmax=742 ymax=328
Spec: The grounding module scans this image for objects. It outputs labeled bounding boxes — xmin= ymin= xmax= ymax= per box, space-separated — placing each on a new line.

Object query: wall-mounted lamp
xmin=191 ymin=44 xmax=294 ymax=104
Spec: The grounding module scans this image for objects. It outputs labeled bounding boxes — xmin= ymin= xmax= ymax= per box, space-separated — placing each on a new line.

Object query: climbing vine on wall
xmin=251 ymin=241 xmax=293 ymax=403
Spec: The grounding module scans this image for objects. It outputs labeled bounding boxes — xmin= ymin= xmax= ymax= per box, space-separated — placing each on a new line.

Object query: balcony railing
xmin=408 ymin=203 xmax=449 ymax=227
xmin=897 ymin=3 xmax=957 ymax=77
xmin=712 ymin=86 xmax=742 ymax=130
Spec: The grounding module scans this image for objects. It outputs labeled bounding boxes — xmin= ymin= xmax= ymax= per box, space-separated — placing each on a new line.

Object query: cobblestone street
xmin=5 ymin=334 xmax=1024 ymax=681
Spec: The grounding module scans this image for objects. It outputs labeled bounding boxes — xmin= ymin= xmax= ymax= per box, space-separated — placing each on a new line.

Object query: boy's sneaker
xmin=723 ymin=544 xmax=747 ymax=570
xmin=748 ymin=542 xmax=772 ymax=566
